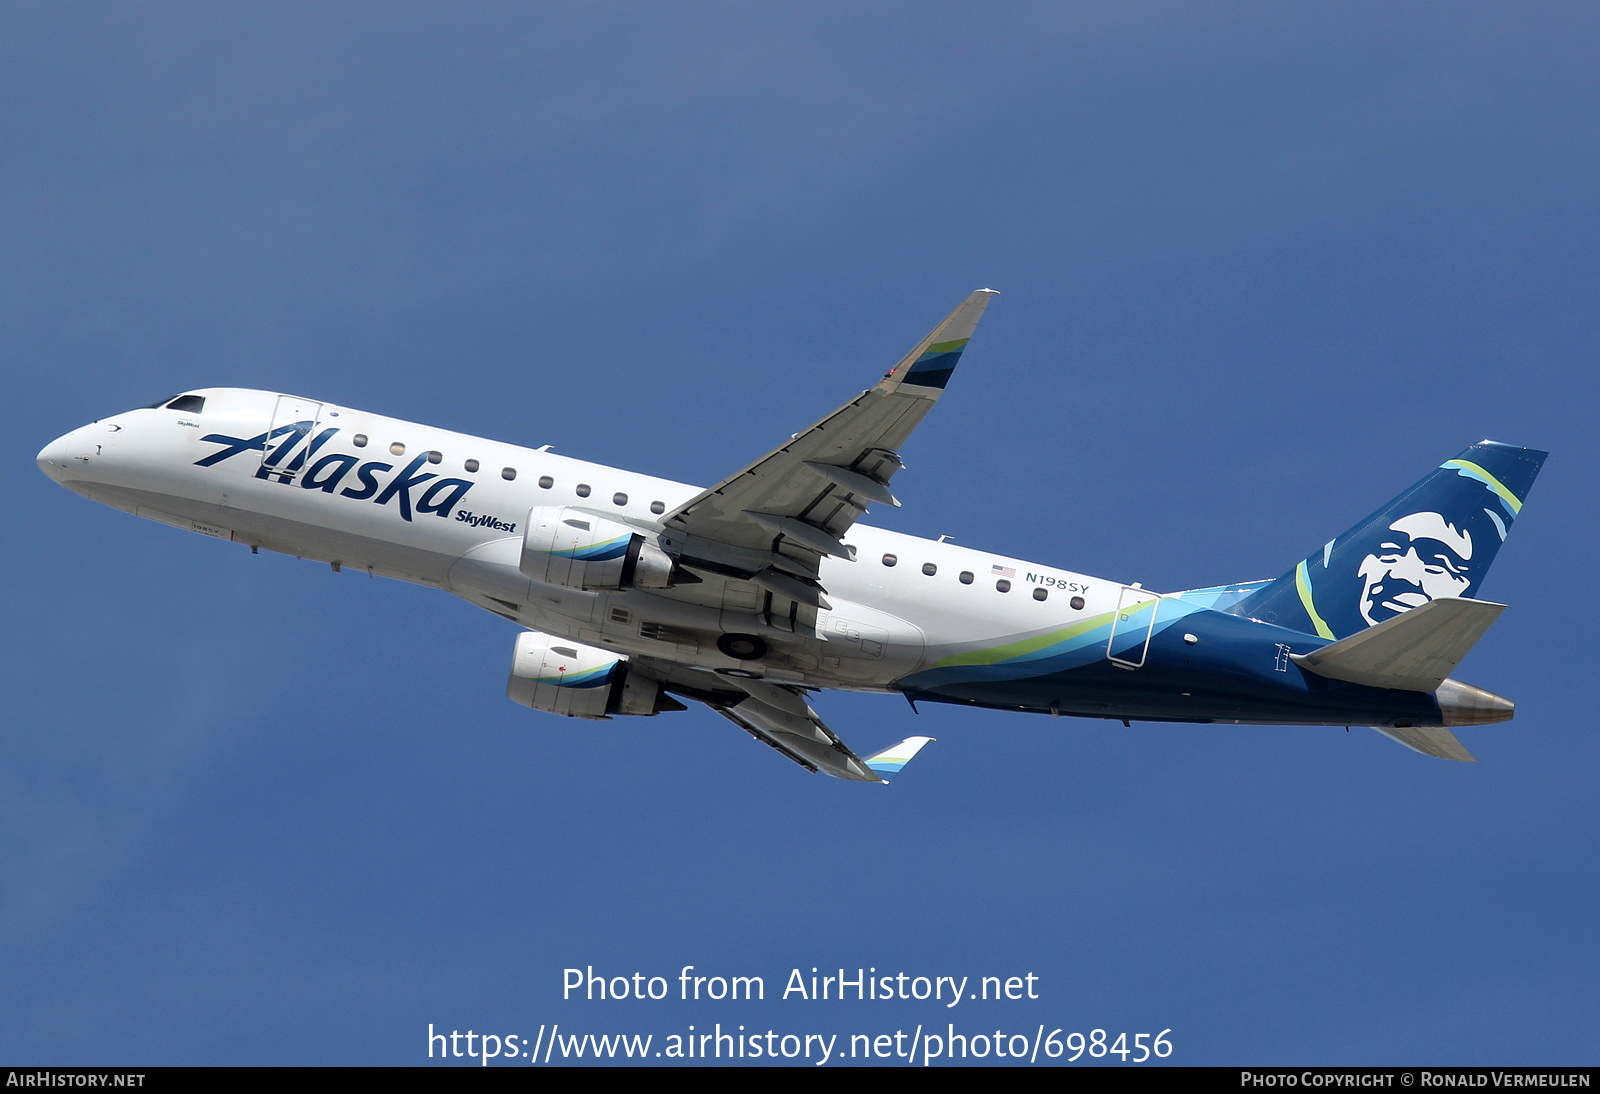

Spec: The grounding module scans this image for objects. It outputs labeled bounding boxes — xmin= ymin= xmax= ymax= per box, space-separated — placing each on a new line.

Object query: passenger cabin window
xmin=390 ymin=442 xmax=406 ymax=456
xmin=165 ymin=395 xmax=205 ymax=413
xmin=996 ymin=579 xmax=1011 ymax=593
xmin=1070 ymin=595 xmax=1085 ymax=611
xmin=613 ymin=492 xmax=628 ymax=506
xmin=959 ymin=571 xmax=974 ymax=584
xmin=464 ymin=458 xmax=479 ymax=472
xmin=650 ymin=500 xmax=665 ymax=514
xmin=575 ymin=484 xmax=591 ymax=498
xmin=353 ymin=434 xmax=368 ymax=448
xmin=426 ymin=450 xmax=442 ymax=464
xmin=538 ymin=476 xmax=554 ymax=489
xmin=1033 ymin=587 xmax=1048 ymax=601
xmin=502 ymin=467 xmax=517 ymax=481
xmin=922 ymin=562 xmax=937 ymax=576
xmin=882 ymin=553 xmax=898 ymax=567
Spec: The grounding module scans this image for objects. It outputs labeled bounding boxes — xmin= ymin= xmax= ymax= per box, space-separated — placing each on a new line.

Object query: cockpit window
xmin=147 ymin=394 xmax=205 ymax=412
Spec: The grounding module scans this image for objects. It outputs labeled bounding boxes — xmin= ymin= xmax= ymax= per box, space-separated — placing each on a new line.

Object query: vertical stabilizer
xmin=1231 ymin=441 xmax=1545 ymax=640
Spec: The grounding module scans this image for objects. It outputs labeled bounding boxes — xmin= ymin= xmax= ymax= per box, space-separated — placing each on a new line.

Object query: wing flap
xmin=718 ymin=696 xmax=882 ymax=782
xmin=684 ymin=676 xmax=937 ymax=783
xmin=664 ymin=393 xmax=912 ymax=553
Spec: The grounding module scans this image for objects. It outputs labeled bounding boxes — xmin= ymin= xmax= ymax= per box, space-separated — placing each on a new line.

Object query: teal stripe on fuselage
xmin=897 ymin=606 xmax=1430 ymax=727
xmin=903 ymin=600 xmax=1207 ymax=690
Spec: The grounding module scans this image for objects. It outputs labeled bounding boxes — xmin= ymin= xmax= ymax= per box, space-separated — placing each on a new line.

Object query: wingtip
xmin=863 ymin=735 xmax=937 ymax=781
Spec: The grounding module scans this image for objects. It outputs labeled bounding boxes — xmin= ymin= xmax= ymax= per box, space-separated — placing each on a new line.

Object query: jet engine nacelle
xmin=519 ymin=506 xmax=674 ymax=591
xmin=505 ymin=629 xmax=678 ymax=719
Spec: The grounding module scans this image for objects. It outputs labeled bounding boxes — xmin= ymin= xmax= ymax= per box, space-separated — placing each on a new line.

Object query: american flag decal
xmin=991 ymin=564 xmax=1015 ymax=578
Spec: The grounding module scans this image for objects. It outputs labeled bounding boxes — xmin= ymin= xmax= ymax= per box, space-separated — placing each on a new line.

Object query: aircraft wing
xmin=711 ymin=678 xmax=935 ymax=783
xmin=659 ymin=290 xmax=997 ymax=599
xmin=714 ymin=687 xmax=883 ymax=782
xmin=629 ymin=655 xmax=935 ymax=782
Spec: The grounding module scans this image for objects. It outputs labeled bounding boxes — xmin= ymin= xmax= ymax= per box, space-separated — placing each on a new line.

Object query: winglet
xmin=864 ymin=736 xmax=936 ymax=782
xmin=878 ymin=290 xmax=998 ymax=395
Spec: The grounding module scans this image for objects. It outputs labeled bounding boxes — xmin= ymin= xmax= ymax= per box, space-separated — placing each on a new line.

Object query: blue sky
xmin=4 ymin=3 xmax=1598 ymax=1065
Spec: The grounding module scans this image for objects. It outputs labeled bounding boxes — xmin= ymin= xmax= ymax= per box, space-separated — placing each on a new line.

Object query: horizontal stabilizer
xmin=1373 ymin=725 xmax=1477 ymax=762
xmin=864 ymin=736 xmax=935 ymax=782
xmin=1291 ymin=597 xmax=1505 ymax=693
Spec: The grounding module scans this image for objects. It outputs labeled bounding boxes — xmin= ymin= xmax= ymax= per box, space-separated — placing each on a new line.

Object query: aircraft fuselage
xmin=36 ymin=387 xmax=1481 ymax=734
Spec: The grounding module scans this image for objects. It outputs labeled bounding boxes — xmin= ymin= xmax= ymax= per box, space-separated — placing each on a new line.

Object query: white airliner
xmin=38 ymin=292 xmax=1544 ymax=782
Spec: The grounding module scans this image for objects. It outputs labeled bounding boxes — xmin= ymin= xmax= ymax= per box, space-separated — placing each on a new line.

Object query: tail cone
xmin=1436 ymin=678 xmax=1515 ymax=726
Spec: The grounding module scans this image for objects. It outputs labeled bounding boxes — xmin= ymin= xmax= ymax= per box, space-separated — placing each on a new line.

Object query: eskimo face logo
xmin=1357 ymin=511 xmax=1472 ymax=626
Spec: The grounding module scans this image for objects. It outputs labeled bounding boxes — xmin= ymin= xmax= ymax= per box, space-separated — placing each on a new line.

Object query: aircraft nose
xmin=37 ymin=427 xmax=95 ymax=483
xmin=37 ymin=433 xmax=72 ymax=481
